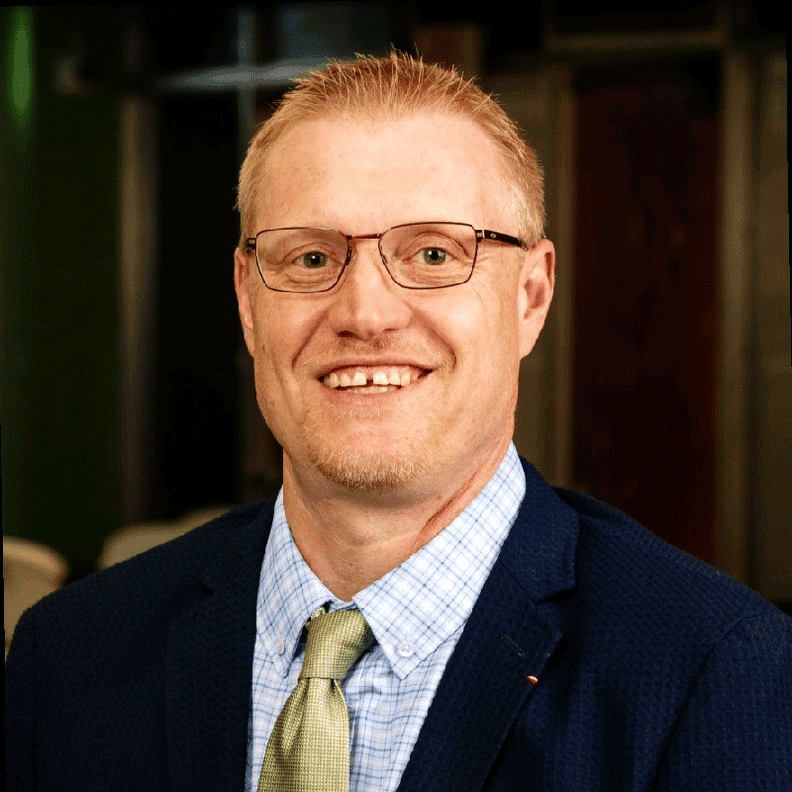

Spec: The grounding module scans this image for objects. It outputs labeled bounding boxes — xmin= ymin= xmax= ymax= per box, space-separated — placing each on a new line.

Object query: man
xmin=6 ymin=53 xmax=791 ymax=791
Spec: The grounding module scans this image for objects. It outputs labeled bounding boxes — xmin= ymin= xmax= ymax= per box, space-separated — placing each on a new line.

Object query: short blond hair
xmin=237 ymin=52 xmax=544 ymax=246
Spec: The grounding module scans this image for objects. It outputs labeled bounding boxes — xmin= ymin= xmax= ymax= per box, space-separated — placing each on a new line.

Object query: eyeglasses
xmin=243 ymin=221 xmax=526 ymax=292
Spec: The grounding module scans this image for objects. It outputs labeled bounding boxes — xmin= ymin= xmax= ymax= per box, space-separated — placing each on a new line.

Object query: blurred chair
xmin=4 ymin=537 xmax=69 ymax=656
xmin=98 ymin=505 xmax=234 ymax=570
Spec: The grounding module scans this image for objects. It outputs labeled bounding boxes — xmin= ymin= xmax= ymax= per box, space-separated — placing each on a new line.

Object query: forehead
xmin=256 ymin=111 xmax=512 ymax=231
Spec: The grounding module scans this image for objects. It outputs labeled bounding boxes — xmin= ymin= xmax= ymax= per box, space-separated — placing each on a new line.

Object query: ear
xmin=234 ymin=246 xmax=258 ymax=357
xmin=517 ymin=238 xmax=555 ymax=359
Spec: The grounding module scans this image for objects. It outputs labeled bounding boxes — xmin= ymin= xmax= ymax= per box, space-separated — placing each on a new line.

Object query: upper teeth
xmin=322 ymin=367 xmax=416 ymax=389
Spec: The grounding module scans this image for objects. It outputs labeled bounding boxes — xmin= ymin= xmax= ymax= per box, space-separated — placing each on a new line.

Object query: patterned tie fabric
xmin=258 ymin=607 xmax=375 ymax=792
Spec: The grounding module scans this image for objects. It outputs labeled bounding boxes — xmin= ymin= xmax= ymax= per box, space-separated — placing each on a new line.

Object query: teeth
xmin=321 ymin=365 xmax=422 ymax=390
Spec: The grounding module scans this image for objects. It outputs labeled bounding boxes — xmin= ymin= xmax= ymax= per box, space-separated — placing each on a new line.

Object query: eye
xmin=297 ymin=251 xmax=329 ymax=269
xmin=421 ymin=247 xmax=448 ymax=265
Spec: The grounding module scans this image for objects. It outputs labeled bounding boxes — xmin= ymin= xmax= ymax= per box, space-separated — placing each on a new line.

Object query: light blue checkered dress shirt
xmin=245 ymin=443 xmax=526 ymax=791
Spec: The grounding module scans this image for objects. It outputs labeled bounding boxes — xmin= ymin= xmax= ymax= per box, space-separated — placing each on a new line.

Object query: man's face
xmin=235 ymin=111 xmax=553 ymax=500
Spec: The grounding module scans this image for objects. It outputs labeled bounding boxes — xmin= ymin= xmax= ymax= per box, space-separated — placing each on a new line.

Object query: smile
xmin=320 ymin=365 xmax=426 ymax=393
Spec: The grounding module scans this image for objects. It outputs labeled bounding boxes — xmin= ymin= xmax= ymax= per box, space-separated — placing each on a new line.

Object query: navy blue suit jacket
xmin=6 ymin=458 xmax=792 ymax=790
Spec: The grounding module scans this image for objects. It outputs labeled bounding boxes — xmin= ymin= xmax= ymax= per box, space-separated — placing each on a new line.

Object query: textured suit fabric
xmin=6 ymin=458 xmax=792 ymax=791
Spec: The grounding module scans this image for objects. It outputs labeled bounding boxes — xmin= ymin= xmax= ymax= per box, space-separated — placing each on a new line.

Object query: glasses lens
xmin=381 ymin=223 xmax=477 ymax=288
xmin=256 ymin=229 xmax=347 ymax=292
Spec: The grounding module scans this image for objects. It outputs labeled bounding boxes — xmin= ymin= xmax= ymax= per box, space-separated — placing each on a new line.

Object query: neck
xmin=281 ymin=439 xmax=511 ymax=601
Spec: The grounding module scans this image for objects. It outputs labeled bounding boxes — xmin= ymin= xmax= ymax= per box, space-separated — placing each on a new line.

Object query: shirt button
xmin=275 ymin=640 xmax=285 ymax=655
xmin=396 ymin=641 xmax=413 ymax=658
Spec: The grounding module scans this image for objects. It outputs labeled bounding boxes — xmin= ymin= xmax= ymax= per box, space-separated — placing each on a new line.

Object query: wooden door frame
xmin=502 ymin=51 xmax=759 ymax=584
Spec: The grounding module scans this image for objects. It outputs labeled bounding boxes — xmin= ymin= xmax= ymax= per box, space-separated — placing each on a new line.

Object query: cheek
xmin=441 ymin=287 xmax=514 ymax=356
xmin=251 ymin=299 xmax=323 ymax=400
xmin=252 ymin=297 xmax=302 ymax=363
xmin=462 ymin=283 xmax=520 ymax=352
xmin=251 ymin=347 xmax=279 ymax=412
xmin=250 ymin=306 xmax=295 ymax=400
xmin=477 ymin=298 xmax=522 ymax=390
xmin=251 ymin=336 xmax=303 ymax=445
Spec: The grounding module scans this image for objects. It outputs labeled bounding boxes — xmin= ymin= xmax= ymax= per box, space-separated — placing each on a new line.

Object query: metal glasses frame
xmin=243 ymin=221 xmax=527 ymax=292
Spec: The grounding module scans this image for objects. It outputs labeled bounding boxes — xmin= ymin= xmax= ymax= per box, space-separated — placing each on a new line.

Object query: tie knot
xmin=299 ymin=608 xmax=374 ymax=681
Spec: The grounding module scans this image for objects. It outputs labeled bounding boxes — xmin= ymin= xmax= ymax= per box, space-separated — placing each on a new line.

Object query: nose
xmin=325 ymin=239 xmax=412 ymax=340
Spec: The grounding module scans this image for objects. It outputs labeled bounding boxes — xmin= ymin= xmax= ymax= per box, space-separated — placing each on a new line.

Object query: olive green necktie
xmin=258 ymin=607 xmax=374 ymax=792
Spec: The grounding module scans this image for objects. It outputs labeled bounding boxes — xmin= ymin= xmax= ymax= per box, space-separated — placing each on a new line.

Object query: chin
xmin=307 ymin=441 xmax=431 ymax=494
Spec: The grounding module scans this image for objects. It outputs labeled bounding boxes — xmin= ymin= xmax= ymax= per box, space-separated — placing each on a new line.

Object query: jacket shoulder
xmin=551 ymin=484 xmax=789 ymax=656
xmin=11 ymin=500 xmax=273 ymax=644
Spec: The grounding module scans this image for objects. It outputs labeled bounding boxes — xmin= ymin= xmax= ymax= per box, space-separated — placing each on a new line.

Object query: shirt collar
xmin=256 ymin=443 xmax=526 ymax=679
xmin=256 ymin=489 xmax=338 ymax=676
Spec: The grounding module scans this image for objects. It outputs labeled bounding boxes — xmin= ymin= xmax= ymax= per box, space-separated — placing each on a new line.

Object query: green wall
xmin=2 ymin=7 xmax=122 ymax=569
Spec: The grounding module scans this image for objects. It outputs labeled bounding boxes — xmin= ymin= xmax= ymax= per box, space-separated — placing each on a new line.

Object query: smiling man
xmin=234 ymin=106 xmax=553 ymax=603
xmin=6 ymin=53 xmax=791 ymax=792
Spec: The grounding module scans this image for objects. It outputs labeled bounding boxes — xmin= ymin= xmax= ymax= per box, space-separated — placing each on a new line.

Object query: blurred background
xmin=2 ymin=4 xmax=788 ymax=621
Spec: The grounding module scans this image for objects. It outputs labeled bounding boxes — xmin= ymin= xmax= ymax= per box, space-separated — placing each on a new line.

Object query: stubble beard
xmin=269 ymin=338 xmax=452 ymax=494
xmin=301 ymin=401 xmax=435 ymax=494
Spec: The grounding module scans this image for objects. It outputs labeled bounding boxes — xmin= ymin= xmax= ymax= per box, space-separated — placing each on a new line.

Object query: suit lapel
xmin=165 ymin=501 xmax=274 ymax=792
xmin=160 ymin=459 xmax=578 ymax=792
xmin=397 ymin=460 xmax=578 ymax=792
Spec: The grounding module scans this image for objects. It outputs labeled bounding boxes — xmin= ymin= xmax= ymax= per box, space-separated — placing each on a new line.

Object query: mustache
xmin=300 ymin=336 xmax=452 ymax=371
